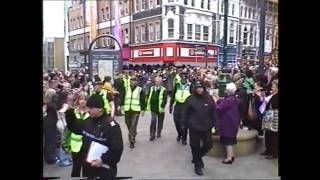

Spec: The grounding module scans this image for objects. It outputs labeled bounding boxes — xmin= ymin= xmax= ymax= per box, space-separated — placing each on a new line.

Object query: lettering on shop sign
xmin=139 ymin=49 xmax=154 ymax=56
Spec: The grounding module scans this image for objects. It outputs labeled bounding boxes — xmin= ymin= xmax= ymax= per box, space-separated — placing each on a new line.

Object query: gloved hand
xmin=169 ymin=106 xmax=173 ymax=114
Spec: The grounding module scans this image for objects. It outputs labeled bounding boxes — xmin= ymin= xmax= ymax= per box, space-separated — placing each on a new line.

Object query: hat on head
xmin=87 ymin=95 xmax=105 ymax=109
xmin=194 ymin=81 xmax=204 ymax=88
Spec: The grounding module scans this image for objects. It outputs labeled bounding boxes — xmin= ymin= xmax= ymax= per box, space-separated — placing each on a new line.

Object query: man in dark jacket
xmin=113 ymin=73 xmax=125 ymax=116
xmin=81 ymin=95 xmax=124 ymax=179
xmin=181 ymin=81 xmax=218 ymax=176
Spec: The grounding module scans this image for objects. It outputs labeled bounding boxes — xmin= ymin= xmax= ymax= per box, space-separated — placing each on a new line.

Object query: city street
xmin=43 ymin=102 xmax=279 ymax=179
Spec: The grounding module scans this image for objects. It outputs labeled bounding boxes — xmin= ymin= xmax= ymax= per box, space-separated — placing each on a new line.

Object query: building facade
xmin=43 ymin=37 xmax=65 ymax=72
xmin=66 ymin=0 xmax=278 ymax=68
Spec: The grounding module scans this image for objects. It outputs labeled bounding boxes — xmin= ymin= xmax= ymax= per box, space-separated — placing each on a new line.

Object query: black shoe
xmin=194 ymin=165 xmax=203 ymax=176
xmin=265 ymin=155 xmax=277 ymax=159
xmin=200 ymin=159 xmax=204 ymax=168
xmin=182 ymin=140 xmax=187 ymax=145
xmin=150 ymin=137 xmax=155 ymax=141
xmin=130 ymin=143 xmax=134 ymax=149
xmin=191 ymin=159 xmax=204 ymax=169
xmin=222 ymin=159 xmax=233 ymax=164
xmin=157 ymin=134 xmax=161 ymax=138
xmin=176 ymin=136 xmax=181 ymax=142
xmin=259 ymin=151 xmax=269 ymax=156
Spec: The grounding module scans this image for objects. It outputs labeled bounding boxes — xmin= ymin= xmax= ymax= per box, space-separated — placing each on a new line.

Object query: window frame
xmin=229 ymin=23 xmax=235 ymax=44
xmin=156 ymin=22 xmax=161 ymax=40
xmin=232 ymin=4 xmax=235 ymax=16
xmin=195 ymin=25 xmax=201 ymax=40
xmin=168 ymin=19 xmax=174 ymax=38
xmin=243 ymin=27 xmax=248 ymax=45
xmin=203 ymin=26 xmax=209 ymax=41
xmin=187 ymin=24 xmax=193 ymax=40
xmin=141 ymin=25 xmax=146 ymax=42
xmin=149 ymin=23 xmax=155 ymax=42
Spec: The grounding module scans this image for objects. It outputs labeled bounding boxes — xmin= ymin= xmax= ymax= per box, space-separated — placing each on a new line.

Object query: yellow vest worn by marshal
xmin=70 ymin=109 xmax=90 ymax=153
xmin=173 ymin=74 xmax=181 ymax=87
xmin=124 ymin=85 xmax=142 ymax=112
xmin=175 ymin=83 xmax=191 ymax=104
xmin=90 ymin=90 xmax=111 ymax=114
xmin=146 ymin=86 xmax=166 ymax=113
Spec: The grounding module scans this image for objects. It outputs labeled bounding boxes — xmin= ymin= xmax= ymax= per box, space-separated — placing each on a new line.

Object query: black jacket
xmin=80 ymin=114 xmax=124 ymax=178
xmin=181 ymin=92 xmax=218 ymax=131
xmin=65 ymin=108 xmax=89 ymax=135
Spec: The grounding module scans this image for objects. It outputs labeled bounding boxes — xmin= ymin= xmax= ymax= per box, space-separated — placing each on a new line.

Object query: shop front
xmin=129 ymin=42 xmax=220 ymax=66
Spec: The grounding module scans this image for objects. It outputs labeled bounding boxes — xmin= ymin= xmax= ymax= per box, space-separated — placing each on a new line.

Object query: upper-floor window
xmin=229 ymin=23 xmax=235 ymax=44
xmin=136 ymin=0 xmax=141 ymax=12
xmin=195 ymin=25 xmax=201 ymax=40
xmin=244 ymin=7 xmax=247 ymax=18
xmin=203 ymin=26 xmax=209 ymax=41
xmin=187 ymin=24 xmax=193 ymax=40
xmin=168 ymin=19 xmax=174 ymax=38
xmin=135 ymin=26 xmax=141 ymax=43
xmin=184 ymin=0 xmax=188 ymax=5
xmin=141 ymin=25 xmax=146 ymax=42
xmin=106 ymin=7 xmax=110 ymax=19
xmin=141 ymin=0 xmax=146 ymax=10
xmin=101 ymin=9 xmax=105 ymax=21
xmin=156 ymin=22 xmax=161 ymax=40
xmin=149 ymin=24 xmax=154 ymax=42
xmin=232 ymin=4 xmax=235 ymax=16
xmin=201 ymin=0 xmax=204 ymax=8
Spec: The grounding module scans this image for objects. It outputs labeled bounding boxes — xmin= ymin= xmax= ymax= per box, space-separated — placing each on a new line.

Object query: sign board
xmin=90 ymin=50 xmax=121 ymax=82
xmin=139 ymin=49 xmax=154 ymax=56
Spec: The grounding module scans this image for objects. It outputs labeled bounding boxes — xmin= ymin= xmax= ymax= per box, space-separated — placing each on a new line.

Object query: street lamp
xmin=223 ymin=0 xmax=229 ymax=69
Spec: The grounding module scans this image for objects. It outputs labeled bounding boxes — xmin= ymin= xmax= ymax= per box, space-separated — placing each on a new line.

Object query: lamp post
xmin=223 ymin=0 xmax=229 ymax=69
xmin=258 ymin=0 xmax=266 ymax=75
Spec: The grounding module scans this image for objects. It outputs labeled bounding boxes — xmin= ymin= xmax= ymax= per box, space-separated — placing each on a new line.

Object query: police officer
xmin=146 ymin=76 xmax=167 ymax=141
xmin=181 ymin=81 xmax=218 ymax=176
xmin=65 ymin=93 xmax=90 ymax=177
xmin=122 ymin=76 xmax=146 ymax=149
xmin=169 ymin=74 xmax=191 ymax=145
xmin=90 ymin=77 xmax=115 ymax=118
xmin=81 ymin=95 xmax=124 ymax=179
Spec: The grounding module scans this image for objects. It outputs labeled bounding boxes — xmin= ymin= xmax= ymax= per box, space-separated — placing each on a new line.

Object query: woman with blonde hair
xmin=65 ymin=93 xmax=90 ymax=177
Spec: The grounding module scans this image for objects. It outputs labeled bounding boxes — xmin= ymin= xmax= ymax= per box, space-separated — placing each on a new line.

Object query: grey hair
xmin=225 ymin=82 xmax=237 ymax=95
xmin=44 ymin=88 xmax=56 ymax=103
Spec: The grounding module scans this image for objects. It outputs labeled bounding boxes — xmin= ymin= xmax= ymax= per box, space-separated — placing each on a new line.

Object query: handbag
xmin=262 ymin=103 xmax=278 ymax=132
xmin=247 ymin=96 xmax=258 ymax=121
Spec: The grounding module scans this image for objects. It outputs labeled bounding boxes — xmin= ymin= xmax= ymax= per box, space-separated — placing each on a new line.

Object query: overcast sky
xmin=43 ymin=0 xmax=65 ymax=40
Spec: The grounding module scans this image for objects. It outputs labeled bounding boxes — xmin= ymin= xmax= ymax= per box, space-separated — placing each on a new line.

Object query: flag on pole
xmin=113 ymin=0 xmax=123 ymax=50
